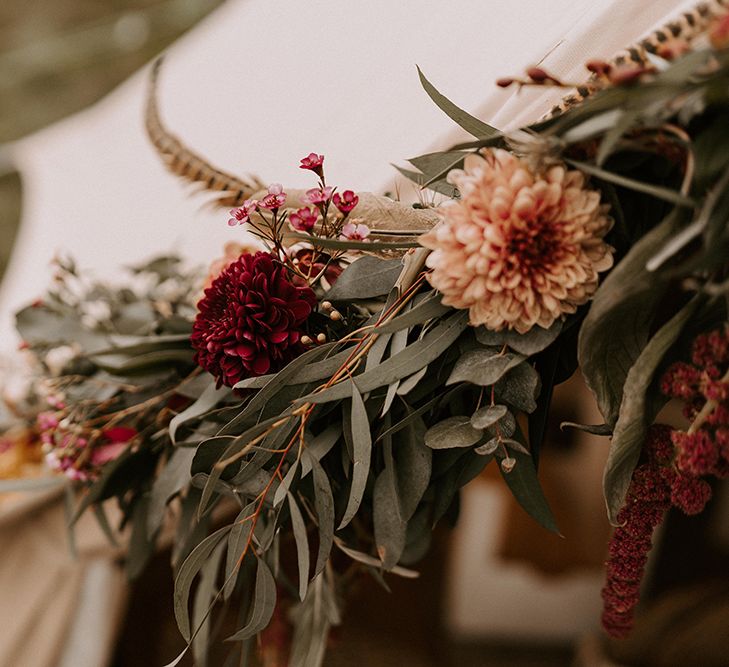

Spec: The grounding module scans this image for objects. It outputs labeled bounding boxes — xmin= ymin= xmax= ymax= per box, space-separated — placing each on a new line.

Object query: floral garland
xmin=2 ymin=10 xmax=729 ymax=665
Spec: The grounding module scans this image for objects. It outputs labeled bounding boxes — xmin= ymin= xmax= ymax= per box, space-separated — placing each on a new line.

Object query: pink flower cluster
xmin=602 ymin=326 xmax=729 ymax=638
xmin=227 ymin=153 xmax=366 ymax=241
xmin=227 ymin=184 xmax=287 ymax=227
xmin=38 ymin=410 xmax=136 ymax=481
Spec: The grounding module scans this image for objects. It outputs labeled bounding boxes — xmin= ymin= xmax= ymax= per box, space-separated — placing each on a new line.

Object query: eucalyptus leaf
xmin=310 ymin=457 xmax=335 ymax=576
xmin=338 ymin=385 xmax=372 ymax=529
xmin=299 ymin=311 xmax=468 ymax=405
xmin=174 ymin=524 xmax=232 ymax=641
xmin=470 ymin=404 xmax=509 ymax=430
xmin=475 ymin=437 xmax=500 ymax=456
xmin=494 ymin=362 xmax=541 ymax=413
xmin=474 ymin=320 xmax=562 ymax=356
xmin=374 ymin=292 xmax=450 ymax=334
xmin=393 ymin=416 xmax=432 ymax=521
xmin=325 ymin=256 xmax=403 ymax=301
xmin=500 ymin=449 xmax=559 ymax=534
xmin=447 ymin=348 xmax=525 ymax=386
xmin=147 ymin=447 xmax=196 ymax=539
xmin=224 ymin=503 xmax=257 ymax=600
xmin=288 ymin=494 xmax=311 ymax=600
xmin=334 ymin=539 xmax=419 ymax=578
xmin=301 ymin=424 xmax=342 ymax=477
xmin=273 ymin=459 xmax=300 ymax=508
xmin=373 ymin=468 xmax=407 ymax=569
xmin=226 ymin=558 xmax=277 ymax=641
xmin=417 ymin=66 xmax=499 ymax=139
xmin=170 ymin=380 xmax=229 ymax=443
xmin=424 ymin=416 xmax=482 ymax=449
xmin=192 ymin=538 xmax=227 ymax=666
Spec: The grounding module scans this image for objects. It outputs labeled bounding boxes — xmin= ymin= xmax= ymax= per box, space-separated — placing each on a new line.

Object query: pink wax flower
xmin=340 ymin=222 xmax=370 ymax=241
xmin=332 ymin=190 xmax=359 ymax=214
xmin=304 ymin=186 xmax=334 ymax=205
xmin=37 ymin=412 xmax=60 ymax=431
xmin=289 ymin=207 xmax=318 ymax=232
xmin=227 ymin=199 xmax=258 ymax=226
xmin=90 ymin=426 xmax=137 ymax=466
xmin=258 ymin=184 xmax=287 ymax=211
xmin=299 ymin=152 xmax=325 ymax=174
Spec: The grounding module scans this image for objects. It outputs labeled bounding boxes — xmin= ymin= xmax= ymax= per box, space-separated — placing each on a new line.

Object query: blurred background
xmin=1 ymin=1 xmax=728 ymax=666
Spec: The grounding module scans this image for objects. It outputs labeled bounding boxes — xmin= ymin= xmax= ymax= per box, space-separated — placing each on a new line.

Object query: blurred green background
xmin=0 ymin=0 xmax=223 ymax=285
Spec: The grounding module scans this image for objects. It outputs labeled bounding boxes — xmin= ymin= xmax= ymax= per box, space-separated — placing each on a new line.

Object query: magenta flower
xmin=332 ymin=190 xmax=359 ymax=214
xmin=340 ymin=222 xmax=370 ymax=241
xmin=289 ymin=207 xmax=318 ymax=232
xmin=299 ymin=152 xmax=325 ymax=174
xmin=258 ymin=183 xmax=287 ymax=211
xmin=303 ymin=186 xmax=334 ymax=205
xmin=227 ymin=198 xmax=258 ymax=226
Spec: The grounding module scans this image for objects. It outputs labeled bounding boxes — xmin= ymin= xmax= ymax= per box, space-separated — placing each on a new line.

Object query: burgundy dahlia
xmin=192 ymin=252 xmax=316 ymax=387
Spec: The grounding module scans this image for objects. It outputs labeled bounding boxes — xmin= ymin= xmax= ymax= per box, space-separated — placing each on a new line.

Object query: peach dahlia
xmin=420 ymin=149 xmax=613 ymax=333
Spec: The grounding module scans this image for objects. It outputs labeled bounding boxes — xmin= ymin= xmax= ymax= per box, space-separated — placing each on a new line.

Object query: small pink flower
xmin=340 ymin=222 xmax=370 ymax=241
xmin=303 ymin=186 xmax=334 ymax=205
xmin=258 ymin=184 xmax=287 ymax=211
xmin=91 ymin=442 xmax=127 ymax=466
xmin=289 ymin=207 xmax=318 ymax=232
xmin=332 ymin=190 xmax=359 ymax=214
xmin=227 ymin=199 xmax=258 ymax=226
xmin=299 ymin=153 xmax=325 ymax=174
xmin=38 ymin=412 xmax=60 ymax=431
xmin=103 ymin=426 xmax=138 ymax=443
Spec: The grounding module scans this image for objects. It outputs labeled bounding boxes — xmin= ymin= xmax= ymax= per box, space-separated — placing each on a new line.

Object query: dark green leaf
xmin=603 ymin=296 xmax=701 ymax=523
xmin=565 ymin=159 xmax=695 ymax=207
xmin=500 ymin=449 xmax=559 ymax=534
xmin=561 ymin=422 xmax=612 ymax=436
xmin=578 ymin=212 xmax=682 ymax=426
xmin=417 ymin=66 xmax=499 ymax=139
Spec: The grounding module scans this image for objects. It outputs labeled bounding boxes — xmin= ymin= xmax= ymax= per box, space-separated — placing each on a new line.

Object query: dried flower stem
xmin=688 ymin=366 xmax=729 ymax=434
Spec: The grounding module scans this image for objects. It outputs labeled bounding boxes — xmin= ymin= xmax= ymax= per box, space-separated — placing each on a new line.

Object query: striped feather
xmin=145 ymin=58 xmax=264 ymax=208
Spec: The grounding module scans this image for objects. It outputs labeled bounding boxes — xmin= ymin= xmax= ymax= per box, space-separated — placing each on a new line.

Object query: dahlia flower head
xmin=192 ymin=251 xmax=316 ymax=387
xmin=420 ymin=149 xmax=614 ymax=333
